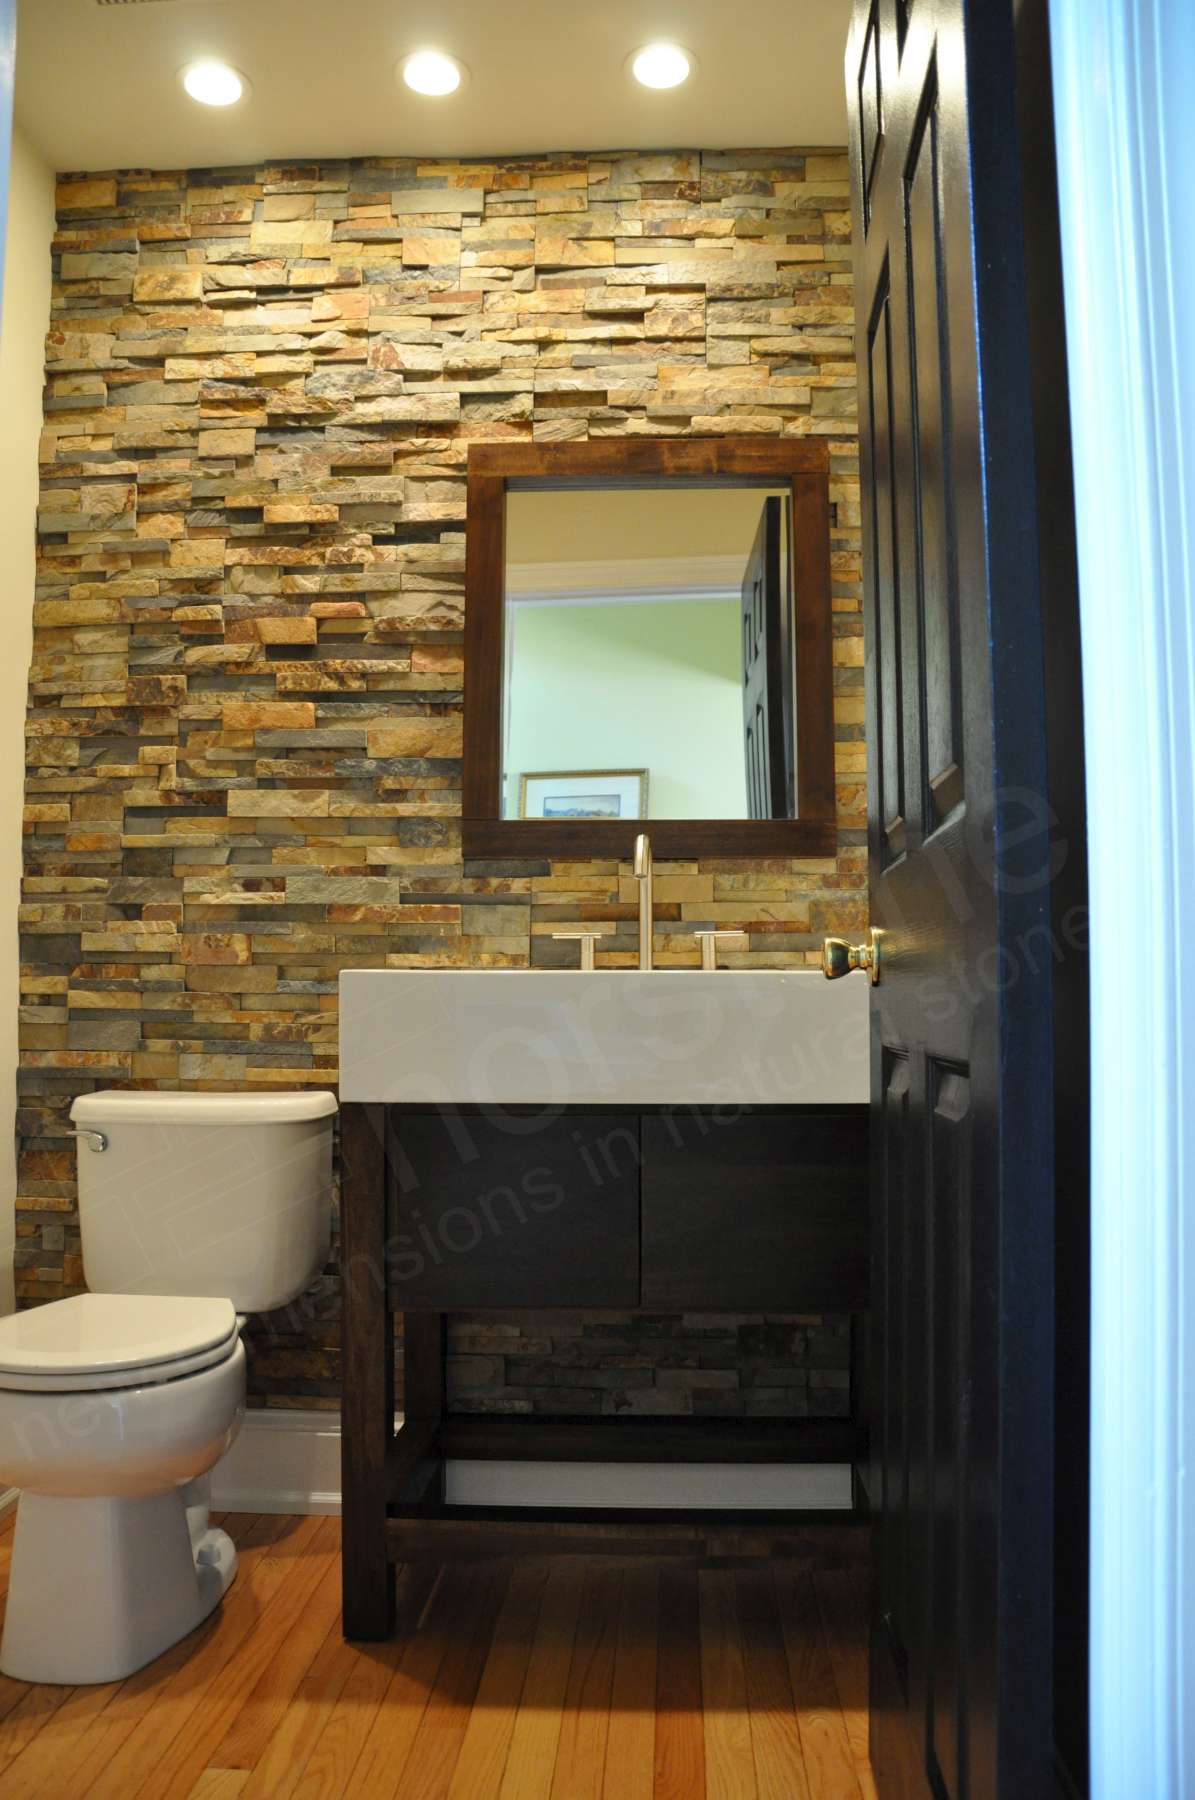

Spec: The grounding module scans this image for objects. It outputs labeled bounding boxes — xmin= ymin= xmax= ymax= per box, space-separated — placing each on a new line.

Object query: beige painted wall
xmin=506 ymin=598 xmax=748 ymax=819
xmin=0 ymin=127 xmax=54 ymax=1311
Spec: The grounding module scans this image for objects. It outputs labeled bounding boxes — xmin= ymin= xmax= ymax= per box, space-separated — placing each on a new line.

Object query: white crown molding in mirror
xmin=505 ymin=552 xmax=745 ymax=604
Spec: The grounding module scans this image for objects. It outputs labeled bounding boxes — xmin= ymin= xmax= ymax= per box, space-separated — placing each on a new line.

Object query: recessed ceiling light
xmin=401 ymin=50 xmax=466 ymax=97
xmin=629 ymin=43 xmax=693 ymax=90
xmin=180 ymin=60 xmax=248 ymax=108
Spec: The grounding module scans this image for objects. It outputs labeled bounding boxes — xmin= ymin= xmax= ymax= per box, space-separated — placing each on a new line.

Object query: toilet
xmin=0 ymin=1089 xmax=336 ymax=1685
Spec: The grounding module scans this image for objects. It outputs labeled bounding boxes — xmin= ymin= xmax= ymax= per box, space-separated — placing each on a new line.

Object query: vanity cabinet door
xmin=640 ymin=1108 xmax=869 ymax=1312
xmin=387 ymin=1109 xmax=640 ymax=1310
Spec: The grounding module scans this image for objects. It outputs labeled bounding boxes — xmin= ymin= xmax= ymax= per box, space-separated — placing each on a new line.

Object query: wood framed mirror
xmin=463 ymin=437 xmax=837 ymax=859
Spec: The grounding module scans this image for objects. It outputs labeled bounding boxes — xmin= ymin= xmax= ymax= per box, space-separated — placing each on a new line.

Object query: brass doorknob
xmin=822 ymin=928 xmax=882 ymax=985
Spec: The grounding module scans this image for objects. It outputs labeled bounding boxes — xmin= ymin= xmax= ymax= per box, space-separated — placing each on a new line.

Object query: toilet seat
xmin=0 ymin=1294 xmax=240 ymax=1393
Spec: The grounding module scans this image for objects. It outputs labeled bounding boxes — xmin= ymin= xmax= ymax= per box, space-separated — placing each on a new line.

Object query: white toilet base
xmin=0 ymin=1486 xmax=238 ymax=1684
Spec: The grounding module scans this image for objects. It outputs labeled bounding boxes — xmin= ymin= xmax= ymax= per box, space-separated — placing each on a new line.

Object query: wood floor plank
xmin=601 ymin=1566 xmax=658 ymax=1800
xmin=287 ymin=1637 xmax=401 ymax=1800
xmin=206 ymin=1545 xmax=344 ymax=1770
xmin=446 ymin=1563 xmax=550 ymax=1800
xmin=813 ymin=1570 xmax=877 ymax=1800
xmin=0 ymin=1678 xmax=75 ymax=1775
xmin=387 ymin=1565 xmax=512 ymax=1800
xmin=734 ymin=1569 xmax=811 ymax=1800
xmin=295 ymin=1565 xmax=446 ymax=1800
xmin=129 ymin=1515 xmax=340 ymax=1800
xmin=0 ymin=1675 xmax=123 ymax=1799
xmin=0 ymin=1508 xmax=16 ymax=1599
xmin=22 ymin=1513 xmax=274 ymax=1794
xmin=0 ymin=1524 xmax=269 ymax=1791
xmin=215 ymin=1515 xmax=263 ymax=1540
xmin=773 ymin=1569 xmax=862 ymax=1800
xmin=75 ymin=1514 xmax=321 ymax=1800
xmin=498 ymin=1563 xmax=584 ymax=1800
xmin=653 ymin=1568 xmax=705 ymax=1800
xmin=0 ymin=1674 xmax=35 ymax=1728
xmin=699 ymin=1569 xmax=757 ymax=1800
xmin=240 ymin=1616 xmax=362 ymax=1800
xmin=186 ymin=1772 xmax=250 ymax=1800
xmin=549 ymin=1566 xmax=621 ymax=1800
xmin=0 ymin=1508 xmax=875 ymax=1800
xmin=332 ymin=1562 xmax=464 ymax=1800
xmin=850 ymin=1563 xmax=880 ymax=1798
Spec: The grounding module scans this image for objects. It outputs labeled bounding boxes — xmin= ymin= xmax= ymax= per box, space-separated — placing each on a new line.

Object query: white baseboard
xmin=0 ymin=1485 xmax=17 ymax=1517
xmin=211 ymin=1407 xmax=344 ymax=1514
xmin=209 ymin=1408 xmax=853 ymax=1516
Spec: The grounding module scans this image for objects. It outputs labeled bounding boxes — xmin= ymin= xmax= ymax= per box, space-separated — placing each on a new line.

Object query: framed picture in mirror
xmin=518 ymin=769 xmax=649 ymax=821
xmin=463 ymin=437 xmax=837 ymax=859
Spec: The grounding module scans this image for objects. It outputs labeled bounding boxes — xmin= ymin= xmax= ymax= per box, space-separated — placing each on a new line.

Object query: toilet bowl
xmin=0 ymin=1090 xmax=336 ymax=1685
xmin=0 ymin=1295 xmax=246 ymax=1683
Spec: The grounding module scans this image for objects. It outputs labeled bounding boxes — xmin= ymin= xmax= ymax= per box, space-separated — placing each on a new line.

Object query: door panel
xmin=928 ymin=1061 xmax=971 ymax=1799
xmin=858 ymin=3 xmax=884 ymax=228
xmin=867 ymin=279 xmax=908 ymax=864
xmin=877 ymin=1050 xmax=912 ymax=1680
xmin=849 ymin=1 xmax=1058 ymax=1794
xmin=905 ymin=76 xmax=965 ymax=828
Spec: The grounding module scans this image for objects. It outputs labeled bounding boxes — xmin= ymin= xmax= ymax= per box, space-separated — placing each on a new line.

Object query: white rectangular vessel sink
xmin=339 ymin=970 xmax=869 ymax=1107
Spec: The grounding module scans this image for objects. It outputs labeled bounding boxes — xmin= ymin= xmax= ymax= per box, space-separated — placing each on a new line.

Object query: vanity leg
xmin=389 ymin=1315 xmax=446 ymax=1631
xmin=340 ymin=1103 xmax=396 ymax=1640
xmin=401 ymin=1312 xmax=447 ymax=1507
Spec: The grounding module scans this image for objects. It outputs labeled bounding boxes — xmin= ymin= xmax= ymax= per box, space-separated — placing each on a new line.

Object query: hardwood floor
xmin=0 ymin=1505 xmax=878 ymax=1798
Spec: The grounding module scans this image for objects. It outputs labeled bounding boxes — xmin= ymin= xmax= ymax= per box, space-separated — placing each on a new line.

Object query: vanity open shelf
xmin=339 ymin=970 xmax=871 ymax=1641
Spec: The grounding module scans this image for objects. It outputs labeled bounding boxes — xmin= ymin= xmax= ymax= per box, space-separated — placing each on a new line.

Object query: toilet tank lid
xmin=70 ymin=1090 xmax=338 ymax=1126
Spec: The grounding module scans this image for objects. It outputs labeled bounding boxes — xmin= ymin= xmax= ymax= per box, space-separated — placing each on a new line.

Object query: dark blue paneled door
xmin=847 ymin=2 xmax=1059 ymax=1794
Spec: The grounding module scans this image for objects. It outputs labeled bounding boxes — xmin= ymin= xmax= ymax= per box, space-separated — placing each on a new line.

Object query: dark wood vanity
xmin=340 ymin=1099 xmax=870 ymax=1640
xmin=337 ymin=427 xmax=868 ymax=1641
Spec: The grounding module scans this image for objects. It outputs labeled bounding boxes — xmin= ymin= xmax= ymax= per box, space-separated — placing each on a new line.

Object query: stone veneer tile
xmin=21 ymin=148 xmax=863 ymax=1416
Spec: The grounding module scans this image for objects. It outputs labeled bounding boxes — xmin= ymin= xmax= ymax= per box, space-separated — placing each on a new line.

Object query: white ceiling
xmin=15 ymin=0 xmax=852 ymax=174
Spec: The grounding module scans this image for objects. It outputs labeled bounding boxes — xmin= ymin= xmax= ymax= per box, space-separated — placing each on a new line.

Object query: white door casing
xmin=1050 ymin=2 xmax=1195 ymax=1793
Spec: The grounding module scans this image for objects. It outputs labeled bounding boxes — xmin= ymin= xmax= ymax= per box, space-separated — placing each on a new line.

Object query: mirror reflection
xmin=502 ymin=486 xmax=797 ymax=822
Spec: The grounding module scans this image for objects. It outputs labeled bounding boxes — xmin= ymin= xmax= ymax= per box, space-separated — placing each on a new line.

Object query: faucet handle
xmin=694 ymin=929 xmax=749 ymax=970
xmin=552 ymin=928 xmax=613 ymax=971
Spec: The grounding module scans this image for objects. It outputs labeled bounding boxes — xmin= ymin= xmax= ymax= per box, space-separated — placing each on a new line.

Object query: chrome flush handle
xmin=68 ymin=1128 xmax=108 ymax=1153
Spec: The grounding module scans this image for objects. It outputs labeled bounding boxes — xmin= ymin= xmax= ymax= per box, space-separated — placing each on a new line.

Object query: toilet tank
xmin=69 ymin=1091 xmax=337 ymax=1312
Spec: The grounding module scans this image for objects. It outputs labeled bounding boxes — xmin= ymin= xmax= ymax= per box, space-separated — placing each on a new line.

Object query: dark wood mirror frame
xmin=462 ymin=437 xmax=838 ymax=859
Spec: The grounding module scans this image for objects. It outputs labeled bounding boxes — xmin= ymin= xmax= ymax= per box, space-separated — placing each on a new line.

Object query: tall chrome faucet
xmin=633 ymin=833 xmax=653 ymax=971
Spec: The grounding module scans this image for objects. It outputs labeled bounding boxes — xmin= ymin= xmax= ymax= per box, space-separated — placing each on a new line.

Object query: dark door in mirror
xmin=741 ymin=497 xmax=793 ymax=820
